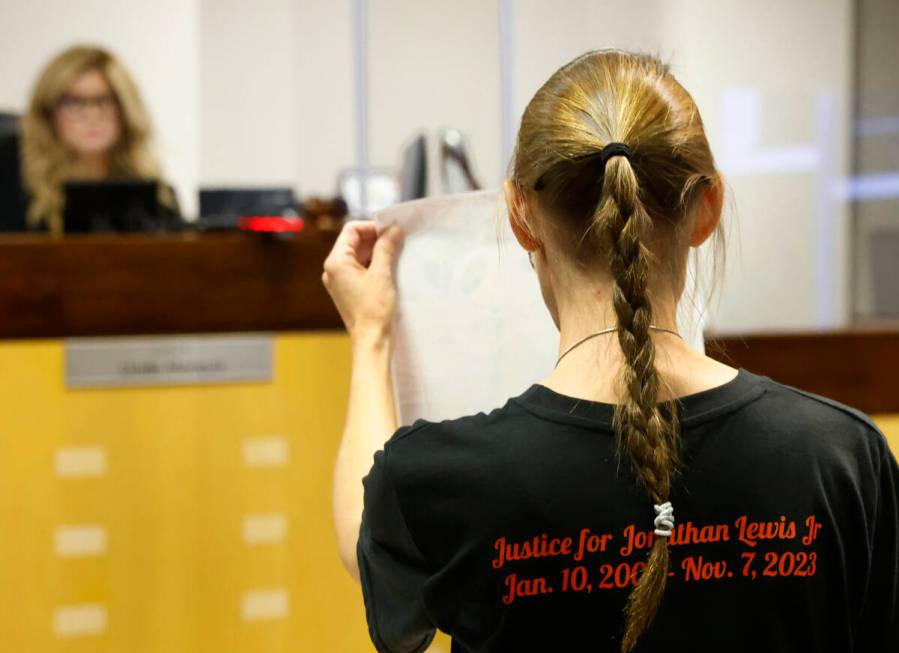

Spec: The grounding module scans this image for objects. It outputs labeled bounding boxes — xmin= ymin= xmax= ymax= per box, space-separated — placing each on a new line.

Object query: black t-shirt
xmin=358 ymin=368 xmax=899 ymax=652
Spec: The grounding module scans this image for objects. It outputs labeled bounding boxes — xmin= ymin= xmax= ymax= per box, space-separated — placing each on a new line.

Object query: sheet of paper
xmin=375 ymin=189 xmax=705 ymax=425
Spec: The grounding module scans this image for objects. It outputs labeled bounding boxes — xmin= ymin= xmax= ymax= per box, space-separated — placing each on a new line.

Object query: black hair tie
xmin=533 ymin=142 xmax=632 ymax=191
xmin=598 ymin=141 xmax=632 ymax=166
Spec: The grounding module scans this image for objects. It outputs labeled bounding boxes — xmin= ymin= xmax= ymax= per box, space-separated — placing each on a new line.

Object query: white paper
xmin=375 ymin=190 xmax=705 ymax=425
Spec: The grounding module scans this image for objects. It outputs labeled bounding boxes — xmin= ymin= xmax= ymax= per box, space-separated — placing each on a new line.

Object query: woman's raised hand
xmin=321 ymin=220 xmax=405 ymax=346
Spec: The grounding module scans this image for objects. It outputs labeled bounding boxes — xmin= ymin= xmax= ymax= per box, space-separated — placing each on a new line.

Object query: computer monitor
xmin=64 ymin=180 xmax=161 ymax=233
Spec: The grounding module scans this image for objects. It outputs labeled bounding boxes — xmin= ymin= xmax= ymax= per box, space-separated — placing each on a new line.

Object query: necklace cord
xmin=554 ymin=325 xmax=682 ymax=368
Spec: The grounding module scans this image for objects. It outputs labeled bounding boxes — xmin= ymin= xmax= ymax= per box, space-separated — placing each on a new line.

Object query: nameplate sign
xmin=65 ymin=334 xmax=273 ymax=388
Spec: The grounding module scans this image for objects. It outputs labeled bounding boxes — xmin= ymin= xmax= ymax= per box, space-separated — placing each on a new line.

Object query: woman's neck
xmin=554 ymin=282 xmax=681 ymax=356
xmin=541 ymin=283 xmax=735 ymax=403
xmin=73 ymin=152 xmax=110 ymax=180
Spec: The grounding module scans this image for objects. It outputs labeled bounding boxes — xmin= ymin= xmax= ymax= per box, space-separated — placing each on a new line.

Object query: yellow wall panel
xmin=873 ymin=415 xmax=899 ymax=454
xmin=0 ymin=333 xmax=389 ymax=653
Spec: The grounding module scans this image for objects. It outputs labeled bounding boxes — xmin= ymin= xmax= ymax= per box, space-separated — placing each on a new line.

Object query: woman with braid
xmin=324 ymin=51 xmax=899 ymax=652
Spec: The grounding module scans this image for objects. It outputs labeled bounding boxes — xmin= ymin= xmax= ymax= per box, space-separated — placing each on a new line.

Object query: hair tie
xmin=598 ymin=141 xmax=632 ymax=166
xmin=532 ymin=142 xmax=632 ymax=191
xmin=653 ymin=501 xmax=674 ymax=537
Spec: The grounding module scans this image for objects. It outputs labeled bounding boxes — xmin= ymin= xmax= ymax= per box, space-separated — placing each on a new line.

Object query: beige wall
xmin=509 ymin=0 xmax=853 ymax=332
xmin=367 ymin=0 xmax=502 ymax=193
xmin=198 ymin=0 xmax=355 ymax=196
xmin=663 ymin=0 xmax=853 ymax=333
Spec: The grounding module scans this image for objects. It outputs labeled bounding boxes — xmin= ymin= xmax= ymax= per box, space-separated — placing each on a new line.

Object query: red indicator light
xmin=238 ymin=216 xmax=305 ymax=233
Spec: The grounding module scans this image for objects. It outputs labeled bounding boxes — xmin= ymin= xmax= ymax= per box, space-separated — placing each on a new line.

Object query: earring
xmin=527 ymin=251 xmax=535 ymax=269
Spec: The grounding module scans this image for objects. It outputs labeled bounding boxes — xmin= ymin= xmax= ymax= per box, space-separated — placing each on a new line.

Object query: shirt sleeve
xmin=358 ymin=425 xmax=436 ymax=653
xmin=856 ymin=436 xmax=899 ymax=651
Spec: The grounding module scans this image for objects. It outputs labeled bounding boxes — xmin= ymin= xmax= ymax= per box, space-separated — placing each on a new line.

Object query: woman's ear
xmin=690 ymin=174 xmax=724 ymax=247
xmin=504 ymin=179 xmax=540 ymax=252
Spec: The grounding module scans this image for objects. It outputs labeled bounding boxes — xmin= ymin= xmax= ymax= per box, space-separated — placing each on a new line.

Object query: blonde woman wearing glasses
xmin=20 ymin=45 xmax=177 ymax=234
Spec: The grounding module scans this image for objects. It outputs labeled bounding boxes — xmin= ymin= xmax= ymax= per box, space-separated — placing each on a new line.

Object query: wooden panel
xmin=0 ymin=232 xmax=342 ymax=339
xmin=706 ymin=330 xmax=899 ymax=414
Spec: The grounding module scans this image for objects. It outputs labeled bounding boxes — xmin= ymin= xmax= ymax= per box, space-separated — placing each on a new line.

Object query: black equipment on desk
xmin=197 ymin=187 xmax=299 ymax=230
xmin=0 ymin=134 xmax=26 ymax=232
xmin=399 ymin=134 xmax=427 ymax=201
xmin=64 ymin=180 xmax=165 ymax=233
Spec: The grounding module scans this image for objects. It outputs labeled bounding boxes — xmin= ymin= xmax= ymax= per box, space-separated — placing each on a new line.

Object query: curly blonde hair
xmin=21 ymin=45 xmax=168 ymax=234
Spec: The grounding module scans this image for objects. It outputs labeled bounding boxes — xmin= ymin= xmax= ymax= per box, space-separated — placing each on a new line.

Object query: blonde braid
xmin=596 ymin=153 xmax=680 ymax=653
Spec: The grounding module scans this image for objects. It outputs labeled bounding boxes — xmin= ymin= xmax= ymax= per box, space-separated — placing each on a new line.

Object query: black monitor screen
xmin=64 ymin=180 xmax=161 ymax=233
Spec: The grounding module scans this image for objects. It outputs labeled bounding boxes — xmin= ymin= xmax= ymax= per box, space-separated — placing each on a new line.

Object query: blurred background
xmin=0 ymin=0 xmax=896 ymax=651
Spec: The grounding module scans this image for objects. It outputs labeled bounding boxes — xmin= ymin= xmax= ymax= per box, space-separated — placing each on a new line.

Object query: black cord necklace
xmin=555 ymin=325 xmax=683 ymax=368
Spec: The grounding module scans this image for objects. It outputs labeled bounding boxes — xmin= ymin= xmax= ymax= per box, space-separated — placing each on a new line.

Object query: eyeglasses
xmin=55 ymin=93 xmax=118 ymax=116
